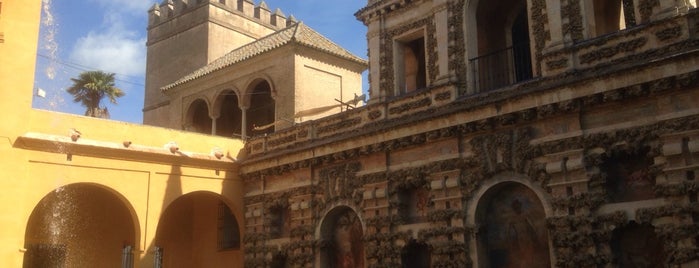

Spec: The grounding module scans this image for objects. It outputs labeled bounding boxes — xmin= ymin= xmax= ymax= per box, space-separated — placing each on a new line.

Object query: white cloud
xmin=68 ymin=17 xmax=146 ymax=77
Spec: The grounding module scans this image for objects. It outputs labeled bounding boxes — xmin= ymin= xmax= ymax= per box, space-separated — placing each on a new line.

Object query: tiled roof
xmin=161 ymin=22 xmax=367 ymax=91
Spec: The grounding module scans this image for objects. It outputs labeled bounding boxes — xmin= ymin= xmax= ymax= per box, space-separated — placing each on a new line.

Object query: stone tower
xmin=144 ymin=0 xmax=293 ymax=126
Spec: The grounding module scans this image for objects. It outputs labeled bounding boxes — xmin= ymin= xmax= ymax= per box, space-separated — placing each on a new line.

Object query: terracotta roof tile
xmin=161 ymin=22 xmax=367 ymax=91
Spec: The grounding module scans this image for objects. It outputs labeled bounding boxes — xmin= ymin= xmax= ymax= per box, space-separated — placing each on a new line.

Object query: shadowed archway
xmin=154 ymin=191 xmax=241 ymax=268
xmin=184 ymin=98 xmax=212 ymax=134
xmin=475 ymin=182 xmax=550 ymax=268
xmin=23 ymin=183 xmax=139 ymax=268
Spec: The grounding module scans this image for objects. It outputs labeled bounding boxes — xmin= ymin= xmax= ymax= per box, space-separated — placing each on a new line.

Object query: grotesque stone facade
xmin=239 ymin=0 xmax=699 ymax=267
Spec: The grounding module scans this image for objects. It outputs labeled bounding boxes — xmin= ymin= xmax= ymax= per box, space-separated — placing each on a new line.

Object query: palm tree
xmin=67 ymin=71 xmax=125 ymax=118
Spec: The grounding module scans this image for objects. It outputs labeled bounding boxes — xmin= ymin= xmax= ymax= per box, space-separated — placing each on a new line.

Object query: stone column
xmin=210 ymin=110 xmax=220 ymax=136
xmin=433 ymin=0 xmax=452 ymax=85
xmin=241 ymin=106 xmax=248 ymax=140
xmin=543 ymin=0 xmax=567 ymax=50
xmin=366 ymin=19 xmax=383 ymax=104
xmin=211 ymin=116 xmax=218 ymax=136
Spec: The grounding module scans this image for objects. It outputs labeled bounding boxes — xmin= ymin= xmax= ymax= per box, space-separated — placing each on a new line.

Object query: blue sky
xmin=33 ymin=0 xmax=368 ymax=124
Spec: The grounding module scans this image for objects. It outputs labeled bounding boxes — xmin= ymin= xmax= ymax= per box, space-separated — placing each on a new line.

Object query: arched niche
xmin=245 ymin=78 xmax=276 ymax=137
xmin=184 ymin=98 xmax=212 ymax=134
xmin=213 ymin=89 xmax=242 ymax=138
xmin=154 ymin=191 xmax=241 ymax=268
xmin=474 ymin=182 xmax=550 ymax=268
xmin=23 ymin=183 xmax=139 ymax=268
xmin=318 ymin=206 xmax=364 ymax=268
xmin=610 ymin=222 xmax=665 ymax=267
xmin=600 ymin=146 xmax=655 ymax=203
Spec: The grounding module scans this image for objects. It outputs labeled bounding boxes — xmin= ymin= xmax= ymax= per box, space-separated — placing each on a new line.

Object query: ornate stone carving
xmin=579 ymin=37 xmax=648 ymax=64
xmin=655 ymin=25 xmax=683 ymax=41
xmin=388 ymin=97 xmax=432 ymax=115
xmin=561 ymin=0 xmax=584 ymax=42
xmin=318 ymin=162 xmax=362 ymax=206
xmin=638 ymin=0 xmax=659 ymax=23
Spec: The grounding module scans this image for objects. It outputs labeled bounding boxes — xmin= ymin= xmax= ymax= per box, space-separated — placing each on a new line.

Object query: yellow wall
xmin=0 ymin=1 xmax=245 ymax=267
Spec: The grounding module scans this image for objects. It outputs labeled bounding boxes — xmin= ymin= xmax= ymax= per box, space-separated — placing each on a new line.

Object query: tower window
xmin=590 ymin=0 xmax=636 ymax=37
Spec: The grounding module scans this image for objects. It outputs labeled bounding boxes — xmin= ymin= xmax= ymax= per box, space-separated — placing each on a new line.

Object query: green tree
xmin=66 ymin=71 xmax=125 ymax=118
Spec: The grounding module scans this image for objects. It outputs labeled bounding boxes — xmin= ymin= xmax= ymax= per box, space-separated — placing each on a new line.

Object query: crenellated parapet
xmin=147 ymin=0 xmax=294 ymax=29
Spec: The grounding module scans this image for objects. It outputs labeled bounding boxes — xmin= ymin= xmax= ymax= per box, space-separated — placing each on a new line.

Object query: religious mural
xmin=320 ymin=207 xmax=364 ymax=268
xmin=476 ymin=183 xmax=550 ymax=268
xmin=398 ymin=187 xmax=431 ymax=223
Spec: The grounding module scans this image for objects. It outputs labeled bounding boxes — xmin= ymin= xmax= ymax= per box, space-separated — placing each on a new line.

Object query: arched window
xmin=470 ymin=0 xmax=533 ymax=92
xmin=588 ymin=0 xmax=636 ymax=37
xmin=185 ymin=99 xmax=211 ymax=134
xmin=246 ymin=80 xmax=275 ymax=136
xmin=215 ymin=90 xmax=242 ymax=138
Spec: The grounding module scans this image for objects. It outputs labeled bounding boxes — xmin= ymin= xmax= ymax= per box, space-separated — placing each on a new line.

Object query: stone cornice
xmin=16 ymin=132 xmax=236 ymax=169
xmin=240 ymin=48 xmax=699 ymax=177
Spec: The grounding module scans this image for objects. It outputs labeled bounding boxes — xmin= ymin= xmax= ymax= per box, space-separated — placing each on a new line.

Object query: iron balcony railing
xmin=469 ymin=43 xmax=534 ymax=92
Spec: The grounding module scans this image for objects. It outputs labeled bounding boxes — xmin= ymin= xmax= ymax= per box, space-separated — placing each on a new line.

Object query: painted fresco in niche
xmin=602 ymin=148 xmax=655 ymax=202
xmin=320 ymin=207 xmax=364 ymax=268
xmin=398 ymin=187 xmax=430 ymax=223
xmin=610 ymin=222 xmax=665 ymax=267
xmin=476 ymin=183 xmax=550 ymax=268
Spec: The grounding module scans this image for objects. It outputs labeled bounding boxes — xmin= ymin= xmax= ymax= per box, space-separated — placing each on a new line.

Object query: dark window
xmin=601 ymin=147 xmax=655 ymax=203
xmin=398 ymin=37 xmax=426 ymax=94
xmin=217 ymin=202 xmax=240 ymax=250
xmin=269 ymin=206 xmax=290 ymax=238
xmin=401 ymin=240 xmax=430 ymax=268
xmin=610 ymin=222 xmax=665 ymax=267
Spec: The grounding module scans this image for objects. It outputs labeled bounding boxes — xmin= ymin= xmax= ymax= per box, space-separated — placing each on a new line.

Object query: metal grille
xmin=121 ymin=245 xmax=133 ymax=268
xmin=153 ymin=247 xmax=163 ymax=268
xmin=469 ymin=43 xmax=533 ymax=93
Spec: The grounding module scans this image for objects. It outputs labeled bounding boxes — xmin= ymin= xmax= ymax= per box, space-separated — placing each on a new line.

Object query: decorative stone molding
xmin=530 ymin=0 xmax=550 ymax=74
xmin=579 ymin=37 xmax=648 ymax=64
xmin=655 ymin=24 xmax=683 ymax=41
xmin=448 ymin=0 xmax=467 ymax=90
xmin=561 ymin=0 xmax=584 ymax=42
xmin=639 ymin=0 xmax=660 ymax=23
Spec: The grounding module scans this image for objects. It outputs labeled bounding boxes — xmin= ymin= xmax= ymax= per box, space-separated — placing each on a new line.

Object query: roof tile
xmin=161 ymin=23 xmax=367 ymax=91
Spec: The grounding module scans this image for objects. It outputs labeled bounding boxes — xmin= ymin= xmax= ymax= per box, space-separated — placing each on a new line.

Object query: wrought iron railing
xmin=469 ymin=43 xmax=534 ymax=92
xmin=121 ymin=245 xmax=134 ymax=268
xmin=154 ymin=247 xmax=163 ymax=268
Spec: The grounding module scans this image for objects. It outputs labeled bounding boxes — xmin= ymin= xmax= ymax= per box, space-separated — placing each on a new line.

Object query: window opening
xmin=217 ymin=202 xmax=240 ymax=250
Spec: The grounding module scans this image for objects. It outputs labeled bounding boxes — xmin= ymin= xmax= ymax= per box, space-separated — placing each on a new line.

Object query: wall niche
xmin=601 ymin=147 xmax=655 ymax=203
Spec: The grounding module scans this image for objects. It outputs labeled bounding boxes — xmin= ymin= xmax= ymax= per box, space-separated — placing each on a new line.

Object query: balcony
xmin=469 ymin=43 xmax=534 ymax=92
